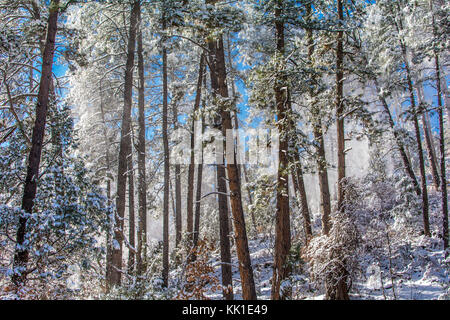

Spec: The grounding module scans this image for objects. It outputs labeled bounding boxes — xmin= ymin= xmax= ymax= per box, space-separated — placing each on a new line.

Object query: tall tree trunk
xmin=161 ymin=8 xmax=170 ymax=287
xmin=336 ymin=0 xmax=346 ymax=212
xmin=291 ymin=149 xmax=312 ymax=239
xmin=232 ymin=112 xmax=257 ymax=234
xmin=416 ymin=84 xmax=440 ymax=190
xmin=326 ymin=0 xmax=349 ymax=300
xmin=173 ymin=101 xmax=182 ymax=248
xmin=127 ymin=146 xmax=135 ymax=273
xmin=287 ymin=92 xmax=312 ymax=239
xmin=193 ymin=73 xmax=208 ymax=248
xmin=395 ymin=0 xmax=430 ymax=238
xmin=436 ymin=54 xmax=449 ymax=251
xmin=110 ymin=0 xmax=139 ymax=287
xmin=305 ymin=3 xmax=332 ymax=236
xmin=105 ymin=179 xmax=112 ymax=290
xmin=314 ymin=123 xmax=332 ymax=235
xmin=430 ymin=0 xmax=449 ymax=250
xmin=271 ymin=1 xmax=291 ymax=300
xmin=187 ymin=54 xmax=205 ymax=247
xmin=225 ymin=35 xmax=257 ymax=235
xmin=136 ymin=3 xmax=147 ymax=277
xmin=407 ymin=72 xmax=430 ymax=237
xmin=217 ymin=38 xmax=257 ymax=301
xmin=193 ymin=117 xmax=205 ymax=247
xmin=440 ymin=65 xmax=450 ymax=124
xmin=206 ymin=0 xmax=257 ymax=299
xmin=207 ymin=39 xmax=234 ymax=300
xmin=401 ymin=55 xmax=430 ymax=237
xmin=12 ymin=0 xmax=60 ymax=287
xmin=99 ymin=80 xmax=114 ymax=291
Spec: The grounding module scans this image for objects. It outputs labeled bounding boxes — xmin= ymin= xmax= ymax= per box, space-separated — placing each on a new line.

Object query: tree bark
xmin=193 ymin=116 xmax=205 ymax=247
xmin=326 ymin=0 xmax=349 ymax=300
xmin=173 ymin=101 xmax=182 ymax=248
xmin=99 ymin=80 xmax=114 ymax=291
xmin=395 ymin=0 xmax=430 ymax=238
xmin=110 ymin=0 xmax=139 ymax=287
xmin=291 ymin=149 xmax=312 ymax=239
xmin=271 ymin=1 xmax=291 ymax=300
xmin=127 ymin=144 xmax=135 ymax=273
xmin=207 ymin=39 xmax=234 ymax=300
xmin=336 ymin=0 xmax=346 ymax=212
xmin=12 ymin=0 xmax=60 ymax=287
xmin=161 ymin=8 xmax=170 ymax=287
xmin=435 ymin=54 xmax=449 ymax=251
xmin=206 ymin=0 xmax=257 ymax=299
xmin=416 ymin=84 xmax=440 ymax=190
xmin=430 ymin=0 xmax=448 ymax=250
xmin=406 ymin=68 xmax=430 ymax=237
xmin=136 ymin=2 xmax=147 ymax=277
xmin=217 ymin=38 xmax=257 ymax=300
xmin=225 ymin=34 xmax=257 ymax=235
xmin=305 ymin=2 xmax=331 ymax=236
xmin=187 ymin=54 xmax=206 ymax=246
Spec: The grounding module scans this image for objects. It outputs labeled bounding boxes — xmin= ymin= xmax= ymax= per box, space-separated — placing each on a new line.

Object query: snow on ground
xmin=185 ymin=234 xmax=449 ymax=300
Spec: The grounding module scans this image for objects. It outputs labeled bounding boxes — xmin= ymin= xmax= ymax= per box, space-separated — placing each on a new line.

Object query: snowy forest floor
xmin=187 ymin=234 xmax=449 ymax=300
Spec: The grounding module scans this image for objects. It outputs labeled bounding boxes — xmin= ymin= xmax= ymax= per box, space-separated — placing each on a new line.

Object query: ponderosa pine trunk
xmin=187 ymin=54 xmax=205 ymax=247
xmin=232 ymin=112 xmax=257 ymax=234
xmin=162 ymin=8 xmax=170 ymax=287
xmin=193 ymin=116 xmax=204 ymax=247
xmin=305 ymin=3 xmax=332 ymax=236
xmin=127 ymin=145 xmax=135 ymax=273
xmin=336 ymin=0 xmax=346 ymax=212
xmin=136 ymin=2 xmax=147 ymax=277
xmin=207 ymin=38 xmax=234 ymax=300
xmin=110 ymin=0 xmax=139 ymax=287
xmin=292 ymin=150 xmax=312 ymax=239
xmin=430 ymin=0 xmax=448 ymax=250
xmin=327 ymin=0 xmax=349 ymax=300
xmin=216 ymin=37 xmax=257 ymax=300
xmin=206 ymin=1 xmax=257 ymax=298
xmin=225 ymin=35 xmax=257 ymax=235
xmin=287 ymin=94 xmax=312 ymax=239
xmin=193 ymin=73 xmax=206 ymax=248
xmin=99 ymin=80 xmax=114 ymax=290
xmin=435 ymin=54 xmax=449 ymax=251
xmin=416 ymin=84 xmax=440 ymax=190
xmin=271 ymin=1 xmax=291 ymax=300
xmin=439 ymin=65 xmax=450 ymax=124
xmin=12 ymin=0 xmax=60 ymax=287
xmin=395 ymin=0 xmax=430 ymax=239
xmin=173 ymin=101 xmax=182 ymax=249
